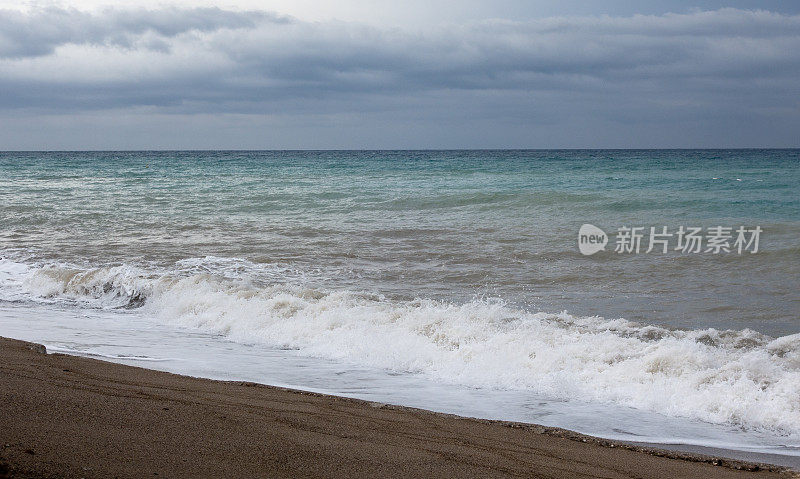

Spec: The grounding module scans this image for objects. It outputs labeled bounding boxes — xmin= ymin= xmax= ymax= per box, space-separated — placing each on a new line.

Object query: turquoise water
xmin=2 ymin=149 xmax=798 ymax=334
xmin=1 ymin=150 xmax=800 ymax=456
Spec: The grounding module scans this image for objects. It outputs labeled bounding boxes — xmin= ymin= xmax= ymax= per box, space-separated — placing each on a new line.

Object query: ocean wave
xmin=19 ymin=262 xmax=157 ymax=309
xmin=1 ymin=256 xmax=799 ymax=439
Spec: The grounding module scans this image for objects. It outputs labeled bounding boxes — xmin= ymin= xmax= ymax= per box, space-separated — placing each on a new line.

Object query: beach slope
xmin=0 ymin=337 xmax=793 ymax=478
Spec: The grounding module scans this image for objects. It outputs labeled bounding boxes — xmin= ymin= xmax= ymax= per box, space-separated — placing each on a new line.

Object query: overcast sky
xmin=1 ymin=1 xmax=799 ymax=149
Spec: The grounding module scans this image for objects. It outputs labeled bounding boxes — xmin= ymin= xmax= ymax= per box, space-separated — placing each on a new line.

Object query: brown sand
xmin=0 ymin=337 xmax=795 ymax=479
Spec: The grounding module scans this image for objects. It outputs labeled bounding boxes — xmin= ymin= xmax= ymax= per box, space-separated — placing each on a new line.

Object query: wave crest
xmin=23 ymin=264 xmax=156 ymax=308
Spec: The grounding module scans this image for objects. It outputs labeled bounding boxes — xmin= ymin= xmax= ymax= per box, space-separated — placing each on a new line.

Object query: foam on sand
xmin=2 ymin=257 xmax=799 ymax=441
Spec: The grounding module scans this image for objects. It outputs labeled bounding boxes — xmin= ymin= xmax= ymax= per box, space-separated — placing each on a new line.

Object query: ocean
xmin=1 ymin=150 xmax=798 ymax=462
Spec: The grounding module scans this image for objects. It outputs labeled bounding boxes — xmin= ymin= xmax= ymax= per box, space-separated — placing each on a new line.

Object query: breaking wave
xmin=2 ymin=256 xmax=799 ymax=440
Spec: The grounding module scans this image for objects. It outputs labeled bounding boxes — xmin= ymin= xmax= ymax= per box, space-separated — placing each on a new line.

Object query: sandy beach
xmin=0 ymin=337 xmax=794 ymax=479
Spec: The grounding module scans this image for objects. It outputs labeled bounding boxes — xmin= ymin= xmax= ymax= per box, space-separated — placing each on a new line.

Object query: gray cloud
xmin=0 ymin=6 xmax=287 ymax=58
xmin=0 ymin=6 xmax=798 ymax=147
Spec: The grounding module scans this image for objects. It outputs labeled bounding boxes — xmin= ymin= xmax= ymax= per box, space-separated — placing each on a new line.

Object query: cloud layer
xmin=0 ymin=6 xmax=798 ymax=148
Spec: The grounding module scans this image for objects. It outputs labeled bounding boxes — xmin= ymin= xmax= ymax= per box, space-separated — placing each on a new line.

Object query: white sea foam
xmin=46 ymin=346 xmax=175 ymax=362
xmin=2 ymin=256 xmax=799 ymax=439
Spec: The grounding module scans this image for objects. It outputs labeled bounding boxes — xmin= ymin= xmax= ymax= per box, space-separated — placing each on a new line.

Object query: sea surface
xmin=1 ymin=150 xmax=799 ymax=463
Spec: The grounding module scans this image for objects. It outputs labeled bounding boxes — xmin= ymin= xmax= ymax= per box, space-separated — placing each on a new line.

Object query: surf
xmin=2 ymin=256 xmax=799 ymax=441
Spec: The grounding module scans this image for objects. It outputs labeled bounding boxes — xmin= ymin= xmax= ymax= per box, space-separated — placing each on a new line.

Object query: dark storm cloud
xmin=0 ymin=6 xmax=798 ymax=147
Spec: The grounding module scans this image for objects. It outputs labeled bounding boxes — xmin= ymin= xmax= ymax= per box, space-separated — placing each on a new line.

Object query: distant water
xmin=1 ymin=150 xmax=799 ymax=459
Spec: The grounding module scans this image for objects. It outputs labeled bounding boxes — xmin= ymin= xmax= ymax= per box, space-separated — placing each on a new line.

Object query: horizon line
xmin=3 ymin=147 xmax=800 ymax=153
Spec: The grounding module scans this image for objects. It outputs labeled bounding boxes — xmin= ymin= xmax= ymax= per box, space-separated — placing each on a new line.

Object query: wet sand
xmin=0 ymin=337 xmax=795 ymax=478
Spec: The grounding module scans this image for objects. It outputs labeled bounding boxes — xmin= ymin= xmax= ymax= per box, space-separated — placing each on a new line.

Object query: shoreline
xmin=1 ymin=336 xmax=796 ymax=478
